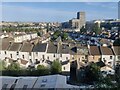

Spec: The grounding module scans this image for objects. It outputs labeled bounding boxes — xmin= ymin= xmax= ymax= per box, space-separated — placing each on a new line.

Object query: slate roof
xmin=100 ymin=46 xmax=114 ymax=55
xmin=70 ymin=46 xmax=88 ymax=55
xmin=20 ymin=42 xmax=33 ymax=52
xmin=113 ymin=46 xmax=120 ymax=55
xmin=8 ymin=42 xmax=22 ymax=51
xmin=89 ymin=46 xmax=101 ymax=55
xmin=1 ymin=37 xmax=14 ymax=50
xmin=32 ymin=43 xmax=47 ymax=52
xmin=47 ymin=42 xmax=57 ymax=53
xmin=58 ymin=44 xmax=70 ymax=54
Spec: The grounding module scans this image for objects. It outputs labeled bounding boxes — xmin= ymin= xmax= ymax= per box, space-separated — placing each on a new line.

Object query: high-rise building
xmin=77 ymin=12 xmax=86 ymax=29
xmin=69 ymin=11 xmax=86 ymax=30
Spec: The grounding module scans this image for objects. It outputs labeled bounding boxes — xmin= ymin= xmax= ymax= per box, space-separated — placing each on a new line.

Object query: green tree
xmin=62 ymin=32 xmax=68 ymax=40
xmin=37 ymin=65 xmax=50 ymax=75
xmin=52 ymin=31 xmax=61 ymax=40
xmin=113 ymin=38 xmax=120 ymax=46
xmin=4 ymin=62 xmax=21 ymax=76
xmin=115 ymin=64 xmax=120 ymax=89
xmin=84 ymin=63 xmax=101 ymax=83
xmin=0 ymin=60 xmax=6 ymax=71
xmin=37 ymin=65 xmax=47 ymax=70
xmin=51 ymin=60 xmax=62 ymax=74
xmin=92 ymin=23 xmax=101 ymax=35
xmin=37 ymin=32 xmax=41 ymax=36
xmin=7 ymin=62 xmax=20 ymax=71
xmin=80 ymin=26 xmax=86 ymax=34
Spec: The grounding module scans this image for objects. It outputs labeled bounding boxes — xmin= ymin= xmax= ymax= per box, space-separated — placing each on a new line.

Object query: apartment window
xmin=85 ymin=55 xmax=87 ymax=59
xmin=42 ymin=55 xmax=45 ymax=60
xmin=103 ymin=58 xmax=106 ymax=63
xmin=47 ymin=56 xmax=49 ymax=60
xmin=60 ymin=54 xmax=62 ymax=57
xmin=66 ymin=57 xmax=68 ymax=60
xmin=36 ymin=59 xmax=38 ymax=62
xmin=4 ymin=51 xmax=6 ymax=55
xmin=29 ymin=52 xmax=31 ymax=56
xmin=108 ymin=62 xmax=112 ymax=65
xmin=36 ymin=52 xmax=38 ymax=56
xmin=93 ymin=56 xmax=95 ymax=59
xmin=17 ymin=51 xmax=19 ymax=55
xmin=118 ymin=56 xmax=120 ymax=60
xmin=110 ymin=56 xmax=112 ymax=59
xmin=64 ymin=67 xmax=65 ymax=70
xmin=10 ymin=54 xmax=12 ymax=58
xmin=72 ymin=57 xmax=74 ymax=60
xmin=53 ymin=54 xmax=55 ymax=57
xmin=30 ymin=59 xmax=32 ymax=63
xmin=22 ymin=55 xmax=24 ymax=59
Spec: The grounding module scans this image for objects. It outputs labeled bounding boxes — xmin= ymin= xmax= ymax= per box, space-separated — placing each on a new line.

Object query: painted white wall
xmin=0 ymin=50 xmax=6 ymax=60
xmin=7 ymin=51 xmax=19 ymax=60
xmin=14 ymin=33 xmax=38 ymax=42
xmin=101 ymin=55 xmax=115 ymax=68
xmin=62 ymin=63 xmax=70 ymax=72
xmin=46 ymin=53 xmax=57 ymax=61
xmin=59 ymin=54 xmax=70 ymax=62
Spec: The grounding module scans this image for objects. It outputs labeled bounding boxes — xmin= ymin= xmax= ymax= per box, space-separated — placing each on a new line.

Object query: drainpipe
xmin=111 ymin=45 xmax=116 ymax=69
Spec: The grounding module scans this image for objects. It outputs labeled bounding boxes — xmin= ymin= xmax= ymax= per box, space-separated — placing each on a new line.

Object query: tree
xmin=51 ymin=60 xmax=62 ymax=74
xmin=62 ymin=32 xmax=68 ymax=40
xmin=92 ymin=23 xmax=101 ymax=35
xmin=37 ymin=65 xmax=47 ymax=70
xmin=37 ymin=32 xmax=41 ymax=36
xmin=113 ymin=38 xmax=120 ymax=46
xmin=52 ymin=31 xmax=61 ymax=40
xmin=37 ymin=65 xmax=50 ymax=75
xmin=0 ymin=60 xmax=6 ymax=71
xmin=84 ymin=63 xmax=101 ymax=83
xmin=80 ymin=26 xmax=87 ymax=34
xmin=115 ymin=64 xmax=120 ymax=89
xmin=4 ymin=62 xmax=21 ymax=76
xmin=7 ymin=62 xmax=20 ymax=71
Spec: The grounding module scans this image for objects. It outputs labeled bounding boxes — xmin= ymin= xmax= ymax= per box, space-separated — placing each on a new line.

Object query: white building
xmin=19 ymin=42 xmax=34 ymax=68
xmin=113 ymin=46 xmax=120 ymax=65
xmin=14 ymin=33 xmax=37 ymax=42
xmin=32 ymin=43 xmax=48 ymax=67
xmin=100 ymin=46 xmax=115 ymax=68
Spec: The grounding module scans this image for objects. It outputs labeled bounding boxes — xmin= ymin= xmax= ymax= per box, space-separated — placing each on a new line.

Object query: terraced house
xmin=0 ymin=37 xmax=119 ymax=72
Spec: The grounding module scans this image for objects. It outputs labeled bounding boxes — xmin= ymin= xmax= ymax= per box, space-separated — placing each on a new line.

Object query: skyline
xmin=1 ymin=2 xmax=118 ymax=22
